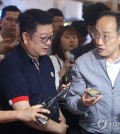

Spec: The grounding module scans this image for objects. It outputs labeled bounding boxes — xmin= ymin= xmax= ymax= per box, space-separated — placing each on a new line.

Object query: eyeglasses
xmin=29 ymin=33 xmax=54 ymax=44
xmin=88 ymin=26 xmax=120 ymax=44
xmin=6 ymin=17 xmax=18 ymax=24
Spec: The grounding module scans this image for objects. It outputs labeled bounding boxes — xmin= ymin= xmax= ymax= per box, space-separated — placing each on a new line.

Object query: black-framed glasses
xmin=6 ymin=17 xmax=18 ymax=24
xmin=29 ymin=33 xmax=54 ymax=44
xmin=88 ymin=26 xmax=120 ymax=44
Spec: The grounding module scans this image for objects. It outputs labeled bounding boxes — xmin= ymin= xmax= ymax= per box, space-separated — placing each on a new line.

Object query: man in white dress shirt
xmin=0 ymin=5 xmax=21 ymax=59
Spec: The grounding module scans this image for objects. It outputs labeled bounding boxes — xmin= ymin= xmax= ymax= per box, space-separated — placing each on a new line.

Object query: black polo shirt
xmin=0 ymin=44 xmax=59 ymax=134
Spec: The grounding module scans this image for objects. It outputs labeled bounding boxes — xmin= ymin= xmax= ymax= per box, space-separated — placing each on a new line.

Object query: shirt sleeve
xmin=0 ymin=58 xmax=29 ymax=106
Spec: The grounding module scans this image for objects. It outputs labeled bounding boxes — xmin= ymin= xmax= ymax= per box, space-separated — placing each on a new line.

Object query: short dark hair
xmin=83 ymin=2 xmax=111 ymax=26
xmin=97 ymin=11 xmax=120 ymax=33
xmin=71 ymin=20 xmax=88 ymax=37
xmin=18 ymin=8 xmax=53 ymax=40
xmin=47 ymin=8 xmax=64 ymax=17
xmin=1 ymin=5 xmax=21 ymax=20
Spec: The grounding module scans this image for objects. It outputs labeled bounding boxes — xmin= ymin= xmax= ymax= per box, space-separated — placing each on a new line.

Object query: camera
xmin=36 ymin=90 xmax=67 ymax=124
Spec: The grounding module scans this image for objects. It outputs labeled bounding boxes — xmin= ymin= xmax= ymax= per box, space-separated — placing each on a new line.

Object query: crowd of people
xmin=0 ymin=2 xmax=120 ymax=134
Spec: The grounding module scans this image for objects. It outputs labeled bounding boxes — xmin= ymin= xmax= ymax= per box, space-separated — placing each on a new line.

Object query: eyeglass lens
xmin=41 ymin=35 xmax=54 ymax=44
xmin=6 ymin=17 xmax=17 ymax=24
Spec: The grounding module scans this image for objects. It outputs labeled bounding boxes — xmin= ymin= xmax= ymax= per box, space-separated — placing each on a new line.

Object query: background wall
xmin=1 ymin=0 xmax=120 ymax=21
xmin=1 ymin=0 xmax=83 ymax=21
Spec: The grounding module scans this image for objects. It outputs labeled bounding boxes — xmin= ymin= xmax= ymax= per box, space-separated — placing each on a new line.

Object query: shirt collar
xmin=17 ymin=44 xmax=32 ymax=63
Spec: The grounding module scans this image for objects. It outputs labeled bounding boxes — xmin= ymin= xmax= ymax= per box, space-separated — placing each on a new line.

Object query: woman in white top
xmin=50 ymin=25 xmax=79 ymax=89
xmin=50 ymin=25 xmax=80 ymax=134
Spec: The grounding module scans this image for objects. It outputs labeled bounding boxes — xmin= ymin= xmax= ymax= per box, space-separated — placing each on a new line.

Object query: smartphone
xmin=87 ymin=88 xmax=101 ymax=97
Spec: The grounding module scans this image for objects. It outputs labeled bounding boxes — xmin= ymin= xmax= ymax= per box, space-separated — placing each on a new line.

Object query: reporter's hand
xmin=59 ymin=59 xmax=74 ymax=80
xmin=0 ymin=38 xmax=16 ymax=54
xmin=59 ymin=82 xmax=71 ymax=93
xmin=62 ymin=82 xmax=71 ymax=90
xmin=81 ymin=89 xmax=102 ymax=106
xmin=17 ymin=104 xmax=50 ymax=123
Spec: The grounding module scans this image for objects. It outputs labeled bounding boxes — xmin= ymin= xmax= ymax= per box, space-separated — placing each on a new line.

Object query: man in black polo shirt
xmin=0 ymin=9 xmax=68 ymax=134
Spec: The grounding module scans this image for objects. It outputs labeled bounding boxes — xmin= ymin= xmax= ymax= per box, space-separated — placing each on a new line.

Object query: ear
xmin=22 ymin=32 xmax=29 ymax=44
